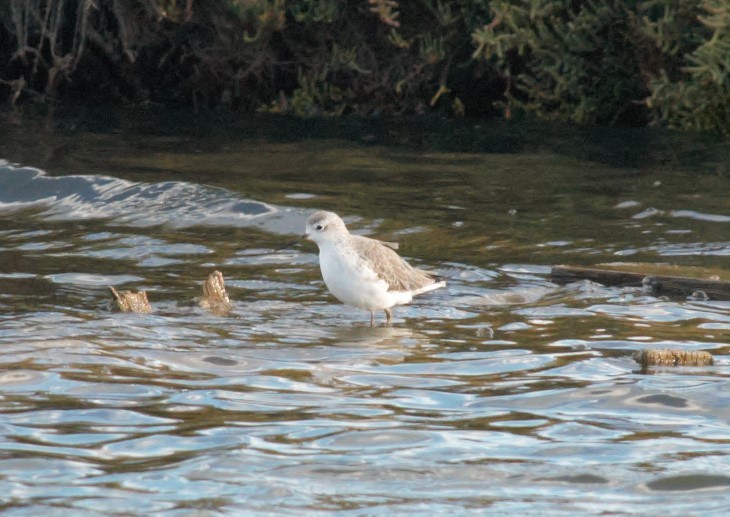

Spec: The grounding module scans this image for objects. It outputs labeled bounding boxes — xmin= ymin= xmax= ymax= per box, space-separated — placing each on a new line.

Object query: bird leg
xmin=384 ymin=308 xmax=393 ymax=323
xmin=370 ymin=311 xmax=375 ymax=327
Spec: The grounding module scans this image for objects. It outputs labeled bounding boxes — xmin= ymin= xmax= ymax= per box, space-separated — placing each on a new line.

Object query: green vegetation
xmin=0 ymin=1 xmax=727 ymax=135
xmin=472 ymin=0 xmax=729 ymax=134
xmin=641 ymin=1 xmax=729 ymax=134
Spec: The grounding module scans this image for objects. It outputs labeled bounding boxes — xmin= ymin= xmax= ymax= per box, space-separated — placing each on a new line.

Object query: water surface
xmin=0 ymin=112 xmax=729 ymax=514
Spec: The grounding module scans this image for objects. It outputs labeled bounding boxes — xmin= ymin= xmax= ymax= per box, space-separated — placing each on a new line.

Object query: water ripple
xmin=1 ymin=145 xmax=730 ymax=514
xmin=0 ymin=166 xmax=276 ymax=229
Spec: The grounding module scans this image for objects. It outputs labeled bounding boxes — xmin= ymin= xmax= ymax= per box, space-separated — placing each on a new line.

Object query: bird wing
xmin=349 ymin=235 xmax=436 ymax=292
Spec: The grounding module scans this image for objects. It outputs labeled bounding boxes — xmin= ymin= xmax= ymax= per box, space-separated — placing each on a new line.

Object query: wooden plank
xmin=550 ymin=265 xmax=730 ymax=300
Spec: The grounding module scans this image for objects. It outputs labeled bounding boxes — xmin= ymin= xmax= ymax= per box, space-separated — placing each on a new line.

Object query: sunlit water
xmin=0 ymin=112 xmax=729 ymax=515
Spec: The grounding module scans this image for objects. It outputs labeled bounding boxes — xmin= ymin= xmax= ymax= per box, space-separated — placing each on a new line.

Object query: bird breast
xmin=318 ymin=241 xmax=403 ymax=311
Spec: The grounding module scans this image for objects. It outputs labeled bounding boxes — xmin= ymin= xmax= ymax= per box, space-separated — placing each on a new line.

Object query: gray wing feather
xmin=350 ymin=235 xmax=436 ymax=292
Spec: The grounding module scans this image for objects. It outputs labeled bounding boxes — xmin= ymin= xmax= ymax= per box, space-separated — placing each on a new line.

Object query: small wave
xmin=0 ymin=165 xmax=277 ymax=228
xmin=670 ymin=210 xmax=730 ymax=223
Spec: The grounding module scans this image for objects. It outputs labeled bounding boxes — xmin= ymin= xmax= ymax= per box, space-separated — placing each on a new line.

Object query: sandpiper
xmin=305 ymin=210 xmax=445 ymax=325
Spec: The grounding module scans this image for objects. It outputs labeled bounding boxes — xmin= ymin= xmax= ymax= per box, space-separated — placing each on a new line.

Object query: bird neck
xmin=318 ymin=234 xmax=350 ymax=252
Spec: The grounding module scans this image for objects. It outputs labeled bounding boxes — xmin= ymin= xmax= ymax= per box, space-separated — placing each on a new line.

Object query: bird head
xmin=304 ymin=210 xmax=348 ymax=244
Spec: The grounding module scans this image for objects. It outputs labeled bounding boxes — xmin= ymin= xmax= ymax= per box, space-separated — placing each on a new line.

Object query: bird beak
xmin=303 ymin=232 xmax=311 ymax=241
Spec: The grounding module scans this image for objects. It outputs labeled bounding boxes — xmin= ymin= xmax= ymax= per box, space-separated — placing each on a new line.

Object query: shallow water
xmin=0 ymin=112 xmax=729 ymax=515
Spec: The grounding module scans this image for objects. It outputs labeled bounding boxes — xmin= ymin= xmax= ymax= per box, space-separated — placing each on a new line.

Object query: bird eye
xmin=315 ymin=224 xmax=324 ymax=231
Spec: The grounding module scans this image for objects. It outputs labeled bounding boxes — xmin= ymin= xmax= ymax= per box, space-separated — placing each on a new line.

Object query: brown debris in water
xmin=108 ymin=287 xmax=152 ymax=314
xmin=635 ymin=349 xmax=714 ymax=371
xmin=197 ymin=270 xmax=232 ymax=315
xmin=107 ymin=271 xmax=232 ymax=315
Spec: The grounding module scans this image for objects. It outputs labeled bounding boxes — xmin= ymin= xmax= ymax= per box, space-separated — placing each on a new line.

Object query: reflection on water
xmin=0 ymin=115 xmax=729 ymax=514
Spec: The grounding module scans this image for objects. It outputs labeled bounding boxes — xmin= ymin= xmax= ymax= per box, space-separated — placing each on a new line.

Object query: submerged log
xmin=108 ymin=287 xmax=152 ymax=314
xmin=635 ymin=349 xmax=714 ymax=372
xmin=550 ymin=265 xmax=730 ymax=300
xmin=197 ymin=270 xmax=232 ymax=315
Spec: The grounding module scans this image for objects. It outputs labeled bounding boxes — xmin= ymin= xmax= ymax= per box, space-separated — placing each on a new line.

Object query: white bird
xmin=305 ymin=210 xmax=445 ymax=325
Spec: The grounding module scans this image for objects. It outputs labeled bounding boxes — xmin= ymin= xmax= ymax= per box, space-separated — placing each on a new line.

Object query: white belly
xmin=319 ymin=245 xmax=410 ymax=311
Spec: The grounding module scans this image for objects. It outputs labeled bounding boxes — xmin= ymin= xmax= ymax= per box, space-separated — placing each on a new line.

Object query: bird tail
xmin=412 ymin=280 xmax=446 ymax=296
